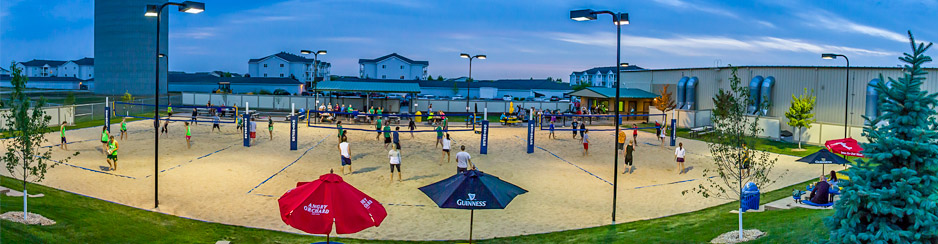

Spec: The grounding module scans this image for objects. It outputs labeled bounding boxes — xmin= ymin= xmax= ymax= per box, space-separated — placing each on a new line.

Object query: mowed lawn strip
xmin=0 ymin=174 xmax=833 ymax=243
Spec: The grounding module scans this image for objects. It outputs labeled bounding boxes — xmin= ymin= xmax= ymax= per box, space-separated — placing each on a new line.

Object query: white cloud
xmin=652 ymin=0 xmax=738 ymax=18
xmin=795 ymin=10 xmax=907 ymax=43
xmin=549 ymin=32 xmax=895 ymax=57
xmin=755 ymin=20 xmax=775 ymax=28
xmin=170 ymin=27 xmax=218 ymax=40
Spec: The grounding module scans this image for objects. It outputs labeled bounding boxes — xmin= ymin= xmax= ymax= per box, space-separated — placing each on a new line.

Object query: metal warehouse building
xmin=619 ymin=65 xmax=938 ymax=145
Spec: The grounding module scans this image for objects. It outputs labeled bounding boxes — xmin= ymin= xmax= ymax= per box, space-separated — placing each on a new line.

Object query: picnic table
xmin=689 ymin=125 xmax=714 ymax=137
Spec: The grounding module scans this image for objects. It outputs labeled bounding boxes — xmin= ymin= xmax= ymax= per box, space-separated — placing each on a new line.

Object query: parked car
xmin=502 ymin=95 xmax=513 ymax=101
xmin=559 ymin=99 xmax=570 ymax=103
xmin=387 ymin=94 xmax=403 ymax=100
xmin=534 ymin=97 xmax=547 ymax=102
xmin=439 ymin=96 xmax=452 ymax=100
xmin=418 ymin=94 xmax=436 ymax=100
xmin=273 ymin=89 xmax=291 ymax=95
xmin=550 ymin=96 xmax=560 ymax=101
xmin=452 ymin=95 xmax=465 ymax=100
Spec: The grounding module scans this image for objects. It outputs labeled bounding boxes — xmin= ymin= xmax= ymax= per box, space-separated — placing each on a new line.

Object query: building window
xmin=280 ymin=64 xmax=284 ymax=67
xmin=400 ymin=65 xmax=404 ymax=69
xmin=264 ymin=64 xmax=267 ymax=67
xmin=382 ymin=75 xmax=386 ymax=79
xmin=382 ymin=65 xmax=386 ymax=69
xmin=264 ymin=73 xmax=267 ymax=77
xmin=280 ymin=73 xmax=284 ymax=77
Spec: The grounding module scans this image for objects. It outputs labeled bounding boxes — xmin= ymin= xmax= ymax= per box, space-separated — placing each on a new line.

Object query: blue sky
xmin=2 ymin=0 xmax=936 ymax=80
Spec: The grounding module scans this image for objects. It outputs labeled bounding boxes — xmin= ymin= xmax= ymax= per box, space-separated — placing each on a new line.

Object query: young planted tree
xmin=654 ymin=84 xmax=678 ymax=122
xmin=784 ymin=88 xmax=816 ymax=149
xmin=683 ymin=67 xmax=781 ymax=239
xmin=827 ymin=32 xmax=938 ymax=243
xmin=2 ymin=63 xmax=77 ymax=221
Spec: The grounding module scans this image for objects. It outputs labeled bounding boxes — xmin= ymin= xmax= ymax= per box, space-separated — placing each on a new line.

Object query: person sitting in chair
xmin=808 ymin=175 xmax=831 ymax=205
xmin=500 ymin=113 xmax=508 ymax=125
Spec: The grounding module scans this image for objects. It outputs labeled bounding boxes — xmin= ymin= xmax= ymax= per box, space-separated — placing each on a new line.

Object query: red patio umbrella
xmin=825 ymin=138 xmax=865 ymax=157
xmin=278 ymin=171 xmax=387 ymax=243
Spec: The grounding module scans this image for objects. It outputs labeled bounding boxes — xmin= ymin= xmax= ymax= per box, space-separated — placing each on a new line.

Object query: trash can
xmin=414 ymin=111 xmax=422 ymax=123
xmin=741 ymin=182 xmax=760 ymax=212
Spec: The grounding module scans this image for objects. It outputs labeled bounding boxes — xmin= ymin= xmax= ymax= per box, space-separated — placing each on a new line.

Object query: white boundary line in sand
xmin=246 ymin=133 xmax=332 ymax=194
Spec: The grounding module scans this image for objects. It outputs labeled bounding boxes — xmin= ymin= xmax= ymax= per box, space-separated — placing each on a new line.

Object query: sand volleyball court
xmin=2 ymin=117 xmax=822 ymax=240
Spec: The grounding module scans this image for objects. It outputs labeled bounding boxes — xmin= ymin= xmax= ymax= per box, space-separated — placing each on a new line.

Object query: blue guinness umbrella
xmin=419 ymin=169 xmax=527 ymax=242
xmin=796 ymin=149 xmax=849 ymax=174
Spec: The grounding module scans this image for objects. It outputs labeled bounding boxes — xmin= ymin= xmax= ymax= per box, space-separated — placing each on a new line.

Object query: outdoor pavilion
xmin=315 ymin=81 xmax=422 ymax=113
xmin=566 ymin=87 xmax=657 ymax=121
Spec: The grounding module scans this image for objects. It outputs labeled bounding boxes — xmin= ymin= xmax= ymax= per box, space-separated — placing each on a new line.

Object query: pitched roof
xmin=566 ymin=87 xmax=657 ymax=99
xmin=316 ymin=81 xmax=421 ymax=93
xmin=248 ymin=52 xmax=331 ymax=65
xmin=168 ymin=72 xmax=302 ymax=85
xmin=332 ymin=78 xmax=574 ymax=91
xmin=19 ymin=59 xmax=67 ymax=67
xmin=72 ymin=57 xmax=94 ymax=66
xmin=572 ymin=65 xmax=644 ymax=75
xmin=358 ymin=53 xmax=429 ymax=65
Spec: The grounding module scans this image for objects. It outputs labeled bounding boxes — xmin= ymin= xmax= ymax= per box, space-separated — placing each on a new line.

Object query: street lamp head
xmin=615 ymin=13 xmax=629 ymax=25
xmin=620 ymin=63 xmax=629 ymax=67
xmin=475 ymin=55 xmax=486 ymax=60
xmin=570 ymin=9 xmax=597 ymax=21
xmin=301 ymin=50 xmax=312 ymax=55
xmin=821 ymin=53 xmax=839 ymax=60
xmin=460 ymin=53 xmax=471 ymax=59
xmin=145 ymin=4 xmax=159 ymax=17
xmin=317 ymin=50 xmax=327 ymax=55
xmin=179 ymin=1 xmax=205 ymax=14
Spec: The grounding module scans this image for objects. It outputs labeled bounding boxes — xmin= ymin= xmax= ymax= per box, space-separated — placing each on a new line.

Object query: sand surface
xmin=2 ymin=118 xmax=822 ymax=241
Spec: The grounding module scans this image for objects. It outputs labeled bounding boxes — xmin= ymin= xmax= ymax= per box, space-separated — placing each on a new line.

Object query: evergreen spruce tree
xmin=827 ymin=32 xmax=938 ymax=243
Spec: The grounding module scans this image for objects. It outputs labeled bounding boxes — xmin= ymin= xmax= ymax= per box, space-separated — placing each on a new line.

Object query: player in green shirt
xmin=106 ymin=136 xmax=118 ymax=171
xmin=120 ymin=117 xmax=128 ymax=140
xmin=101 ymin=126 xmax=110 ymax=155
xmin=185 ymin=122 xmax=192 ymax=149
xmin=435 ymin=125 xmax=443 ymax=148
xmin=167 ymin=103 xmax=174 ymax=118
xmin=375 ymin=117 xmax=383 ymax=140
xmin=60 ymin=121 xmax=68 ymax=150
xmin=383 ymin=125 xmax=392 ymax=149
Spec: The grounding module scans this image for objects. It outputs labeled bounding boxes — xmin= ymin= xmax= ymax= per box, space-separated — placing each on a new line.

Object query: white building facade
xmin=248 ymin=52 xmax=330 ymax=85
xmin=570 ymin=65 xmax=643 ymax=87
xmin=14 ymin=58 xmax=94 ymax=80
xmin=359 ymin=53 xmax=428 ymax=80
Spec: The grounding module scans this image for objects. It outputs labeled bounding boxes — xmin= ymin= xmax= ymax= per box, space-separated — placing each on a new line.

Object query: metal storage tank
xmin=865 ymin=78 xmax=881 ymax=121
xmin=747 ymin=75 xmax=763 ymax=114
xmin=94 ymin=0 xmax=168 ymax=95
xmin=676 ymin=76 xmax=688 ymax=109
xmin=683 ymin=77 xmax=698 ymax=110
xmin=759 ymin=76 xmax=775 ymax=115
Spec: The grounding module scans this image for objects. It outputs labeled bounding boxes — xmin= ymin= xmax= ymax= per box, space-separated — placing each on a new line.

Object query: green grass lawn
xmin=634 ymin=123 xmax=825 ymax=157
xmin=0 ymin=174 xmax=833 ymax=243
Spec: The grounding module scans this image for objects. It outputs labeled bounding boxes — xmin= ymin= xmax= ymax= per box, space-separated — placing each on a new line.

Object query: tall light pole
xmin=301 ymin=50 xmax=327 ymax=115
xmin=145 ymin=0 xmax=204 ymax=209
xmin=571 ymin=9 xmax=628 ymax=224
xmin=460 ymin=53 xmax=485 ymax=129
xmin=822 ymin=53 xmax=850 ymax=139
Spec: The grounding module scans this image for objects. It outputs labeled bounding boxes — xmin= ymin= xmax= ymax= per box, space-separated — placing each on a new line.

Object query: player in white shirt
xmin=440 ymin=134 xmax=452 ymax=166
xmin=674 ymin=142 xmax=686 ymax=174
xmin=388 ymin=143 xmax=402 ymax=183
xmin=455 ymin=145 xmax=474 ymax=174
xmin=338 ymin=136 xmax=352 ymax=174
